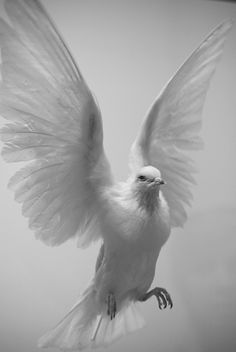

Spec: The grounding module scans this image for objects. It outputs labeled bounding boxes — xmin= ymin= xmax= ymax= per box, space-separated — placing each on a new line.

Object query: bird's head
xmin=136 ymin=166 xmax=165 ymax=187
xmin=133 ymin=166 xmax=166 ymax=213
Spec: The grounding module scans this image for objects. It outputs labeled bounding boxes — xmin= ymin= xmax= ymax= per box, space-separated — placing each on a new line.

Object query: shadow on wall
xmin=170 ymin=206 xmax=236 ymax=352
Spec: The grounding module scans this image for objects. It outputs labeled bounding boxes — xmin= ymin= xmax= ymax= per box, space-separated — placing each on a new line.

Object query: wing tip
xmin=203 ymin=18 xmax=234 ymax=47
xmin=214 ymin=18 xmax=234 ymax=38
xmin=218 ymin=18 xmax=234 ymax=32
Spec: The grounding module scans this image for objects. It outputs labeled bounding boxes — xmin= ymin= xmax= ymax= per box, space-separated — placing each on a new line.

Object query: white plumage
xmin=0 ymin=0 xmax=232 ymax=350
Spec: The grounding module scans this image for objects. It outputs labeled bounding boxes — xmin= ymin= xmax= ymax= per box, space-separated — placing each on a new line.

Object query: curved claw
xmin=156 ymin=294 xmax=163 ymax=309
xmin=156 ymin=287 xmax=173 ymax=309
xmin=139 ymin=287 xmax=173 ymax=310
xmin=158 ymin=291 xmax=167 ymax=309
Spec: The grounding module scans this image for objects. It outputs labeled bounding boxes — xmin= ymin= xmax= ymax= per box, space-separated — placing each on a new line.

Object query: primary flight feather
xmin=0 ymin=0 xmax=232 ymax=350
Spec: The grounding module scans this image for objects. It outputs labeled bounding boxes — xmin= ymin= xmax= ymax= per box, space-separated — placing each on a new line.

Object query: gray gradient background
xmin=0 ymin=1 xmax=236 ymax=352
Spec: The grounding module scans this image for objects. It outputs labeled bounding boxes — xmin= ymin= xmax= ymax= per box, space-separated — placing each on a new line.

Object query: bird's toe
xmin=155 ymin=287 xmax=173 ymax=309
xmin=106 ymin=292 xmax=117 ymax=320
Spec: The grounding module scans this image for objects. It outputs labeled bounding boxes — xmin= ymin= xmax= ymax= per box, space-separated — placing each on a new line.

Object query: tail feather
xmin=38 ymin=285 xmax=146 ymax=351
xmin=91 ymin=302 xmax=146 ymax=348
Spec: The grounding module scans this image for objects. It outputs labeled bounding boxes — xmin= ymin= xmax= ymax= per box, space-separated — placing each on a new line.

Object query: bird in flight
xmin=0 ymin=0 xmax=232 ymax=350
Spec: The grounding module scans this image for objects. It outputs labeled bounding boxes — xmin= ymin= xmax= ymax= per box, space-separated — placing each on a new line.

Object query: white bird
xmin=0 ymin=0 xmax=232 ymax=350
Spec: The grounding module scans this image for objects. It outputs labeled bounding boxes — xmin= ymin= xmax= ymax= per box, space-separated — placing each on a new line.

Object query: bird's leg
xmin=139 ymin=287 xmax=173 ymax=309
xmin=106 ymin=292 xmax=117 ymax=320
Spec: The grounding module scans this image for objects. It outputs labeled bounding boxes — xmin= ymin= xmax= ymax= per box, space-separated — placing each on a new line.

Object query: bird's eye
xmin=137 ymin=175 xmax=147 ymax=182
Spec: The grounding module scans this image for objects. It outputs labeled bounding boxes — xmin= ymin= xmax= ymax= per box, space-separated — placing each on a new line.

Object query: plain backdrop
xmin=0 ymin=1 xmax=236 ymax=352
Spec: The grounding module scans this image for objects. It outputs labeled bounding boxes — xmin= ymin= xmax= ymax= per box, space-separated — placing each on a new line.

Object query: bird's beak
xmin=155 ymin=178 xmax=166 ymax=185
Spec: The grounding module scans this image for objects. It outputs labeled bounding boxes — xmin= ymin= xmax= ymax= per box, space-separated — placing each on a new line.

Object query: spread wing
xmin=129 ymin=21 xmax=232 ymax=227
xmin=0 ymin=0 xmax=113 ymax=246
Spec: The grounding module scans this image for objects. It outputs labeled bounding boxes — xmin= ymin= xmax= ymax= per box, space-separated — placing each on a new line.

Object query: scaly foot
xmin=139 ymin=287 xmax=173 ymax=309
xmin=106 ymin=292 xmax=117 ymax=320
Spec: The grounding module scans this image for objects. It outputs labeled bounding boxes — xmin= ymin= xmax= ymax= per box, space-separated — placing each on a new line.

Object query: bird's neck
xmin=136 ymin=187 xmax=160 ymax=214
